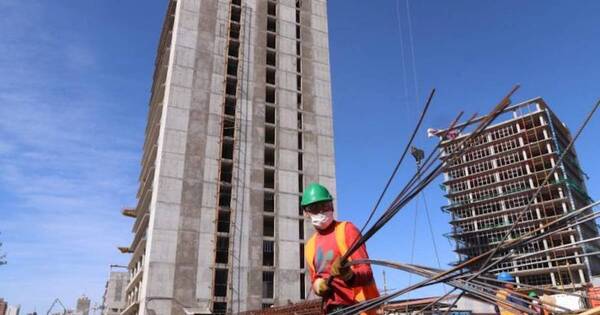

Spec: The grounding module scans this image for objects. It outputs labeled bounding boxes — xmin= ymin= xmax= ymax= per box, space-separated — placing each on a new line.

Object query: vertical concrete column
xmin=141 ymin=0 xmax=201 ymax=313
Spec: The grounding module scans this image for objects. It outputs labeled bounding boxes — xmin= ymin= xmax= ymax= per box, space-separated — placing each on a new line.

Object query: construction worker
xmin=528 ymin=291 xmax=543 ymax=314
xmin=495 ymin=272 xmax=529 ymax=315
xmin=302 ymin=183 xmax=380 ymax=314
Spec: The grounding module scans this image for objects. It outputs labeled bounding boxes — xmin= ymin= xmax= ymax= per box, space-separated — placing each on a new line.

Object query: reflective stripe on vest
xmin=304 ymin=221 xmax=379 ymax=312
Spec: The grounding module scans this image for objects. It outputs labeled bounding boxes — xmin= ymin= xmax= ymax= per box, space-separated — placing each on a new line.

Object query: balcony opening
xmin=220 ymin=161 xmax=233 ymax=183
xmin=264 ymin=169 xmax=275 ymax=189
xmin=265 ymin=147 xmax=275 ymax=166
xmin=296 ymin=25 xmax=300 ymax=39
xmin=298 ymin=219 xmax=304 ymax=240
xmin=227 ymin=59 xmax=238 ymax=76
xmin=296 ymin=9 xmax=300 ymax=24
xmin=300 ymin=273 xmax=306 ymax=299
xmin=266 ymin=67 xmax=276 ymax=85
xmin=264 ymin=192 xmax=275 ymax=213
xmin=223 ymin=118 xmax=235 ymax=138
xmin=213 ymin=302 xmax=227 ymax=315
xmin=231 ymin=6 xmax=241 ymax=23
xmin=263 ymin=216 xmax=275 ymax=237
xmin=298 ymin=174 xmax=303 ymax=192
xmin=221 ymin=139 xmax=234 ymax=160
xmin=217 ymin=209 xmax=231 ymax=233
xmin=297 ymin=93 xmax=302 ymax=107
xmin=225 ymin=96 xmax=236 ymax=116
xmin=265 ymin=125 xmax=276 ymax=145
xmin=298 ymin=152 xmax=303 ymax=171
xmin=228 ymin=40 xmax=240 ymax=58
xmin=218 ymin=185 xmax=232 ymax=208
xmin=266 ymin=50 xmax=276 ymax=67
xmin=215 ymin=236 xmax=229 ymax=264
xmin=226 ymin=77 xmax=237 ymax=96
xmin=296 ymin=41 xmax=301 ymax=56
xmin=297 ymin=113 xmax=303 ymax=129
xmin=262 ymin=271 xmax=274 ymax=298
xmin=297 ymin=132 xmax=303 ymax=150
xmin=267 ymin=17 xmax=277 ymax=33
xmin=267 ymin=33 xmax=276 ymax=49
xmin=230 ymin=23 xmax=240 ymax=39
xmin=296 ymin=0 xmax=302 ymax=9
xmin=214 ymin=268 xmax=228 ymax=297
xmin=266 ymin=86 xmax=276 ymax=104
xmin=262 ymin=240 xmax=274 ymax=266
xmin=298 ymin=196 xmax=303 ymax=215
xmin=232 ymin=0 xmax=241 ymax=5
xmin=296 ymin=74 xmax=302 ymax=91
xmin=265 ymin=105 xmax=276 ymax=124
xmin=268 ymin=1 xmax=277 ymax=16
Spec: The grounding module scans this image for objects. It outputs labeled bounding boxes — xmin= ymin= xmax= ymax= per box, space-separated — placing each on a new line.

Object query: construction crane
xmin=46 ymin=298 xmax=67 ymax=315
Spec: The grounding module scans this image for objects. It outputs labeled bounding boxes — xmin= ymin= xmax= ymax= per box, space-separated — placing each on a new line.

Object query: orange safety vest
xmin=496 ymin=289 xmax=520 ymax=315
xmin=305 ymin=221 xmax=380 ymax=315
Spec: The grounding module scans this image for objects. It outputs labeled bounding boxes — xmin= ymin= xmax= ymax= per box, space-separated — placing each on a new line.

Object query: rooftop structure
xmin=438 ymin=98 xmax=600 ymax=289
xmin=120 ymin=0 xmax=335 ymax=314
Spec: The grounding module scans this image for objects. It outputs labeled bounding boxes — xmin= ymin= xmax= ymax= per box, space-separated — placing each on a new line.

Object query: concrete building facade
xmin=102 ymin=272 xmax=129 ymax=315
xmin=120 ymin=0 xmax=335 ymax=314
xmin=439 ymin=98 xmax=600 ymax=289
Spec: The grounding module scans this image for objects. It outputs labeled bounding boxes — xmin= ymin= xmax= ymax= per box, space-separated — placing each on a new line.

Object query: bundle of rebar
xmin=322 ymin=88 xmax=600 ymax=315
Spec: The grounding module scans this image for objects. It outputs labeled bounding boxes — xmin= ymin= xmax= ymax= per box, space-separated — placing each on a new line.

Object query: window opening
xmin=263 ymin=216 xmax=275 ymax=237
xmin=264 ymin=192 xmax=275 ymax=212
xmin=263 ymin=240 xmax=275 ymax=266
xmin=264 ymin=169 xmax=275 ymax=189
xmin=265 ymin=147 xmax=275 ymax=166
xmin=214 ymin=269 xmax=228 ymax=297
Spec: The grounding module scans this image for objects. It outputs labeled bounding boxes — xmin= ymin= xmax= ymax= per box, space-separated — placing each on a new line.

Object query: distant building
xmin=5 ymin=305 xmax=20 ymax=315
xmin=0 ymin=298 xmax=7 ymax=315
xmin=102 ymin=271 xmax=128 ymax=315
xmin=76 ymin=296 xmax=90 ymax=315
xmin=437 ymin=98 xmax=600 ymax=288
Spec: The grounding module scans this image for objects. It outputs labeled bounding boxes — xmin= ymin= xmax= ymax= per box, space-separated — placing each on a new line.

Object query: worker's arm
xmin=344 ymin=222 xmax=375 ymax=286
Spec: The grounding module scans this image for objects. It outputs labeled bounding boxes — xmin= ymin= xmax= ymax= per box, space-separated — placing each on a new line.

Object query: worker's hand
xmin=331 ymin=257 xmax=354 ymax=282
xmin=313 ymin=278 xmax=331 ymax=297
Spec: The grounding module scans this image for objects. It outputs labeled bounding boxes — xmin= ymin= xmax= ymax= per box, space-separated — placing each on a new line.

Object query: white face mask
xmin=309 ymin=210 xmax=334 ymax=230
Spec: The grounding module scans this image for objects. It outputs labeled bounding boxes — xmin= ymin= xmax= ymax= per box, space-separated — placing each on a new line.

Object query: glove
xmin=331 ymin=257 xmax=354 ymax=282
xmin=313 ymin=278 xmax=331 ymax=297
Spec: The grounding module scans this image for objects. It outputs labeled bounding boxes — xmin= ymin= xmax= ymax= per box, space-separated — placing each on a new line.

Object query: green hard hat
xmin=528 ymin=291 xmax=538 ymax=298
xmin=301 ymin=183 xmax=333 ymax=207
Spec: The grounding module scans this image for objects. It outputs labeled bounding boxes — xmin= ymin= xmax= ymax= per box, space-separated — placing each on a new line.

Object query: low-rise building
xmin=101 ymin=271 xmax=128 ymax=315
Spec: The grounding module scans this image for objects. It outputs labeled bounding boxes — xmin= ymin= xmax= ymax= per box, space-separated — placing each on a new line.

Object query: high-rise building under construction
xmin=119 ymin=0 xmax=335 ymax=314
xmin=439 ymin=98 xmax=600 ymax=289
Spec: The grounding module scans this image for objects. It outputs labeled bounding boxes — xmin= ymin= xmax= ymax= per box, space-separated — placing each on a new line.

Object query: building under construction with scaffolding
xmin=119 ymin=0 xmax=335 ymax=314
xmin=439 ymin=98 xmax=600 ymax=289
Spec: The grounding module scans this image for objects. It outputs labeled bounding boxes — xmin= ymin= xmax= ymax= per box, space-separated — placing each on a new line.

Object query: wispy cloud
xmin=0 ymin=1 xmax=143 ymax=311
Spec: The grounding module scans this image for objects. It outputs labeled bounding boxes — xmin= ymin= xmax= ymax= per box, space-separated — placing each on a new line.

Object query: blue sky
xmin=1 ymin=0 xmax=599 ymax=312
